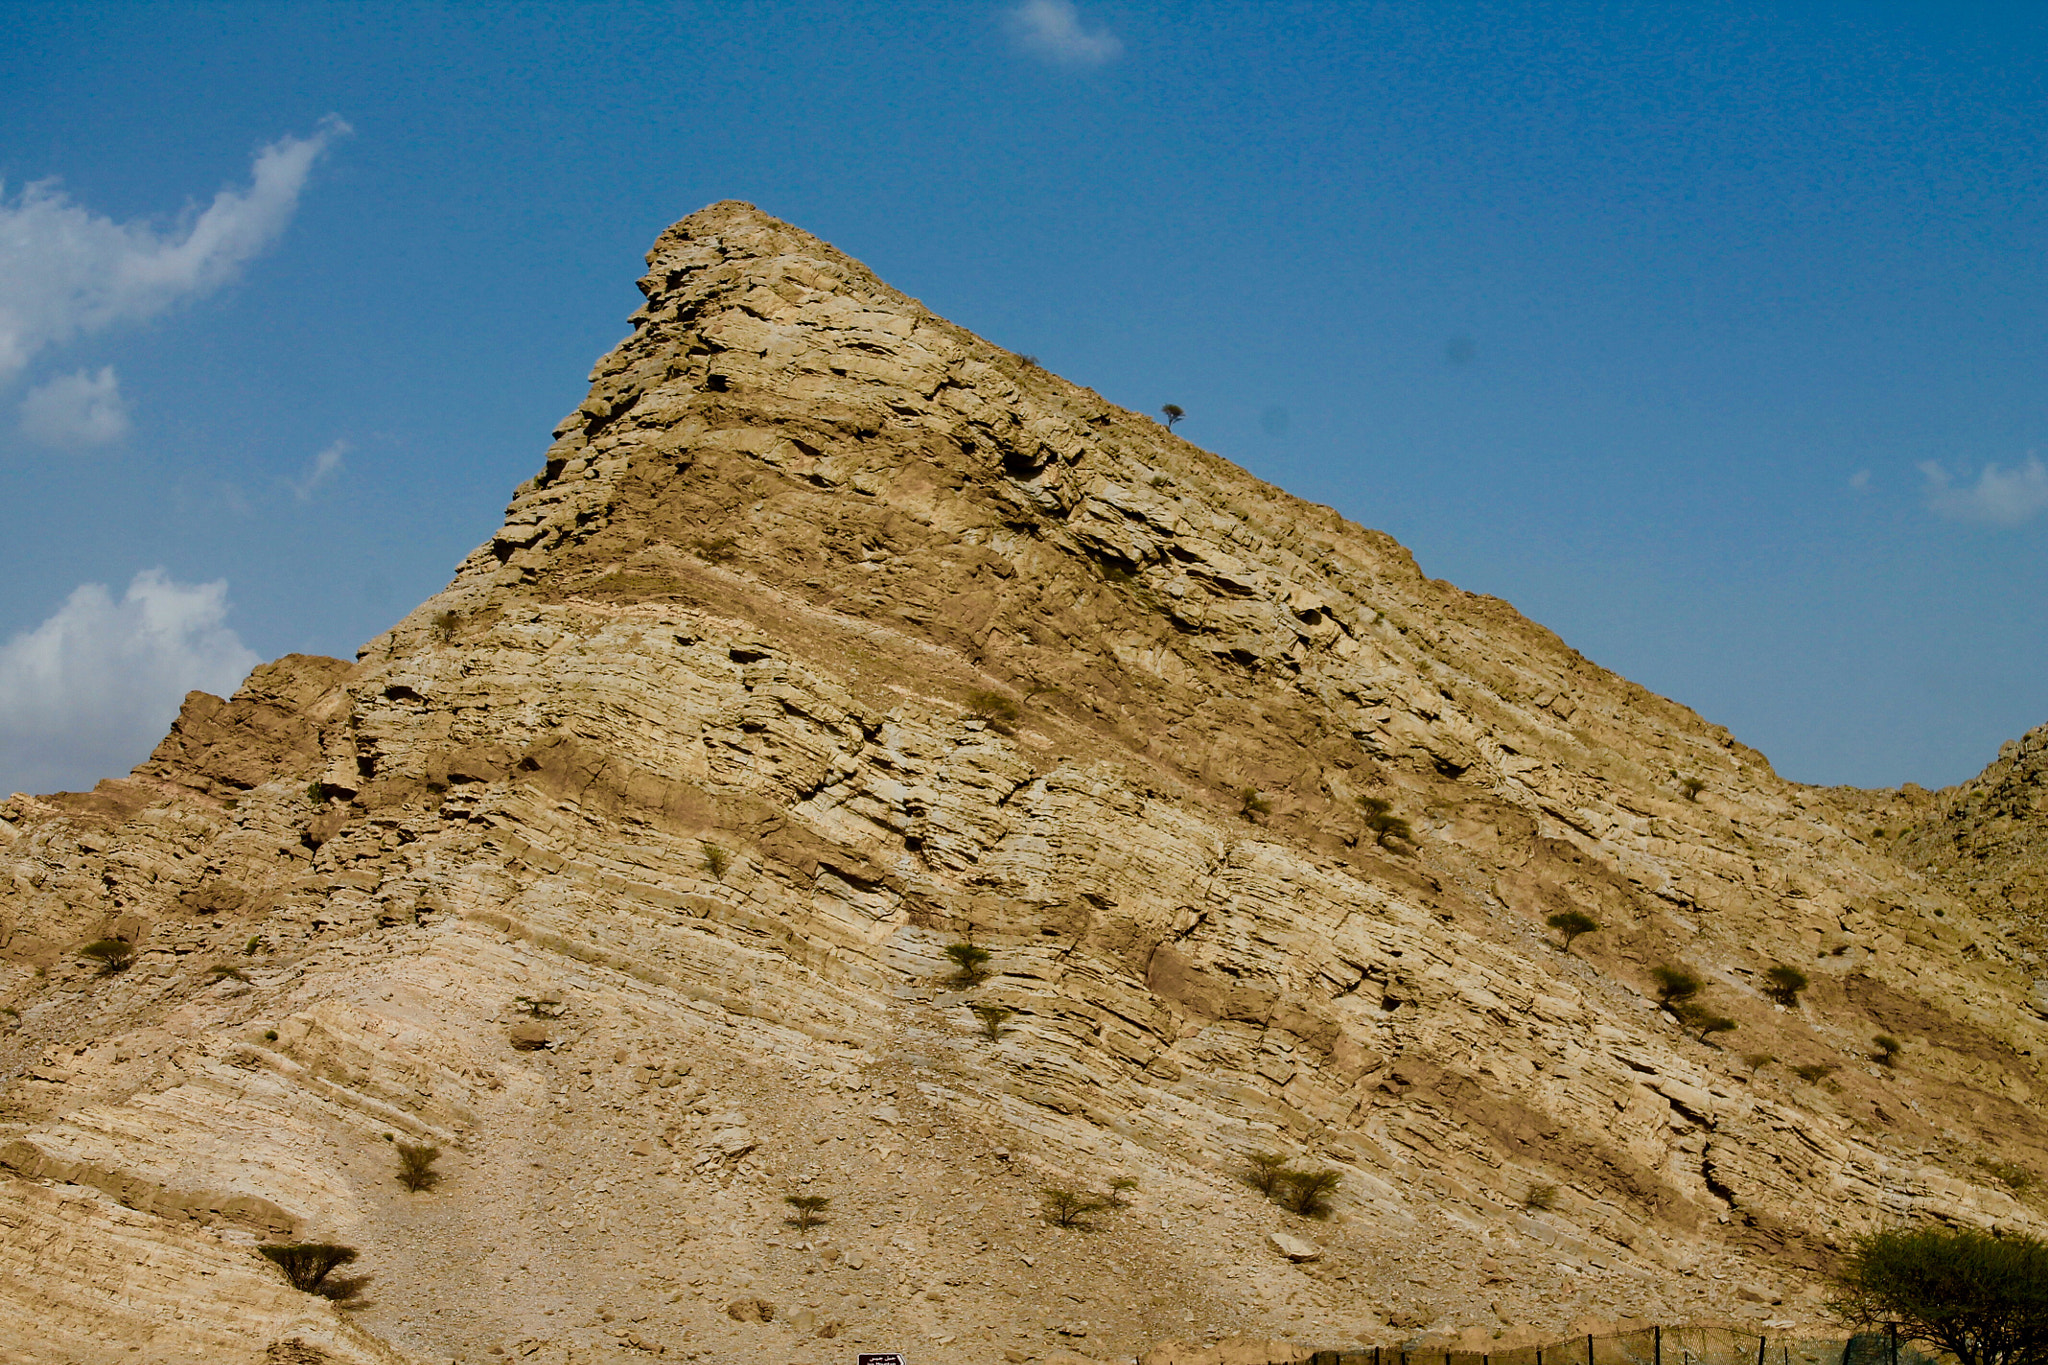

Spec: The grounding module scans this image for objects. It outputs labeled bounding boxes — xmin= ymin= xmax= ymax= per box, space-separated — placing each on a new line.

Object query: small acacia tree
xmin=1039 ymin=1187 xmax=1102 ymax=1229
xmin=1874 ymin=1034 xmax=1904 ymax=1068
xmin=1161 ymin=404 xmax=1185 ymax=430
xmin=1765 ymin=965 xmax=1810 ymax=1007
xmin=1357 ymin=795 xmax=1416 ymax=849
xmin=1830 ymin=1225 xmax=2048 ymax=1365
xmin=1246 ymin=1151 xmax=1294 ymax=1196
xmin=1652 ymin=965 xmax=1702 ymax=1010
xmin=80 ymin=939 xmax=134 ymax=975
xmin=1280 ymin=1168 xmax=1341 ymax=1217
xmin=1679 ymin=1006 xmax=1738 ymax=1045
xmin=943 ymin=943 xmax=991 ymax=986
xmin=970 ymin=1003 xmax=1012 ymax=1041
xmin=1546 ymin=911 xmax=1598 ymax=950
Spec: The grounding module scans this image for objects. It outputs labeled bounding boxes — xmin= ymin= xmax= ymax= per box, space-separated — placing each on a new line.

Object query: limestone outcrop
xmin=2 ymin=202 xmax=2044 ymax=1364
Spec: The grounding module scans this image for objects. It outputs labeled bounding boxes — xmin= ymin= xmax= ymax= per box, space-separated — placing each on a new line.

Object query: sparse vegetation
xmin=1240 ymin=788 xmax=1273 ymax=820
xmin=263 ymin=1030 xmax=279 ymax=1042
xmin=1279 ymin=1168 xmax=1341 ymax=1217
xmin=1828 ymin=1224 xmax=2048 ymax=1365
xmin=1246 ymin=1151 xmax=1294 ymax=1197
xmin=943 ymin=943 xmax=991 ymax=986
xmin=1546 ymin=911 xmax=1598 ymax=950
xmin=1039 ymin=1187 xmax=1102 ymax=1229
xmin=1104 ymin=1177 xmax=1138 ymax=1209
xmin=260 ymin=1243 xmax=359 ymax=1295
xmin=1160 ymin=404 xmax=1185 ymax=430
xmin=1679 ymin=775 xmax=1706 ymax=800
xmin=431 ymin=609 xmax=459 ymax=641
xmin=1523 ymin=1183 xmax=1558 ymax=1211
xmin=1357 ymin=795 xmax=1415 ymax=849
xmin=1764 ymin=964 xmax=1810 ymax=1007
xmin=79 ymin=939 xmax=134 ymax=975
xmin=1651 ymin=965 xmax=1702 ymax=1009
xmin=305 ymin=781 xmax=326 ymax=803
xmin=1742 ymin=1052 xmax=1775 ymax=1076
xmin=696 ymin=536 xmax=739 ymax=563
xmin=784 ymin=1193 xmax=830 ymax=1231
xmin=970 ymin=1003 xmax=1012 ymax=1041
xmin=394 ymin=1141 xmax=442 ymax=1192
xmin=1793 ymin=1063 xmax=1837 ymax=1084
xmin=1983 ymin=1160 xmax=2037 ymax=1195
xmin=702 ymin=843 xmax=731 ymax=880
xmin=1873 ymin=1034 xmax=1903 ymax=1068
xmin=1679 ymin=1007 xmax=1738 ymax=1045
xmin=244 ymin=936 xmax=264 ymax=954
xmin=964 ymin=689 xmax=1021 ymax=734
xmin=208 ymin=964 xmax=249 ymax=983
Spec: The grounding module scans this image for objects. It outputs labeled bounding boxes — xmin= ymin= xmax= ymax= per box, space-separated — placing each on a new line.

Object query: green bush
xmin=1983 ymin=1160 xmax=2037 ymax=1195
xmin=1873 ymin=1034 xmax=1903 ymax=1067
xmin=1160 ymin=404 xmax=1185 ymax=429
xmin=1523 ymin=1183 xmax=1558 ymax=1211
xmin=1279 ymin=1168 xmax=1341 ymax=1217
xmin=970 ymin=1003 xmax=1012 ymax=1041
xmin=1651 ymin=965 xmax=1702 ymax=1008
xmin=1792 ymin=1063 xmax=1836 ymax=1084
xmin=1678 ymin=1006 xmax=1738 ymax=1044
xmin=943 ymin=943 xmax=991 ymax=986
xmin=1764 ymin=964 xmax=1809 ymax=1006
xmin=963 ymin=689 xmax=1021 ymax=734
xmin=701 ymin=843 xmax=730 ymax=880
xmin=1545 ymin=911 xmax=1598 ymax=949
xmin=1240 ymin=788 xmax=1272 ymax=819
xmin=784 ymin=1193 xmax=830 ymax=1231
xmin=1357 ymin=795 xmax=1415 ymax=849
xmin=394 ymin=1142 xmax=441 ymax=1192
xmin=1104 ymin=1177 xmax=1138 ymax=1209
xmin=79 ymin=939 xmax=134 ymax=975
xmin=1039 ymin=1187 xmax=1102 ymax=1229
xmin=1246 ymin=1151 xmax=1293 ymax=1197
xmin=260 ymin=1243 xmax=358 ymax=1294
xmin=1679 ymin=775 xmax=1706 ymax=800
xmin=1829 ymin=1225 xmax=2048 ymax=1365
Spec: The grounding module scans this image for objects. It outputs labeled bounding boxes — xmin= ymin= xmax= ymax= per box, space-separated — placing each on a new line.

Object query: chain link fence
xmin=1303 ymin=1325 xmax=1941 ymax=1365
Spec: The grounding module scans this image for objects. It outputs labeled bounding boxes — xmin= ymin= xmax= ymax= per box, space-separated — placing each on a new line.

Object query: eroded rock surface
xmin=2 ymin=201 xmax=2045 ymax=1364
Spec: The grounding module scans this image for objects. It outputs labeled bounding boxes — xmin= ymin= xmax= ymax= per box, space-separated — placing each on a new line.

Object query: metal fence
xmin=1303 ymin=1325 xmax=1940 ymax=1365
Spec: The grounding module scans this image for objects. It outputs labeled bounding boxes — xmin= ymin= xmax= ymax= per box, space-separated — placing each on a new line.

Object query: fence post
xmin=1588 ymin=1335 xmax=1596 ymax=1365
xmin=1654 ymin=1326 xmax=1662 ymax=1365
xmin=1890 ymin=1323 xmax=1899 ymax=1365
xmin=1757 ymin=1334 xmax=1767 ymax=1365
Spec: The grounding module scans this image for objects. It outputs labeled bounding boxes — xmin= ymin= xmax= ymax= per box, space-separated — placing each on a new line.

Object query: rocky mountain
xmin=2 ymin=201 xmax=2044 ymax=1365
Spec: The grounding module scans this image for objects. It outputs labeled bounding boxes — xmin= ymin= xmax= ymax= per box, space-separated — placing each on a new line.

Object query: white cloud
xmin=292 ymin=439 xmax=347 ymax=502
xmin=18 ymin=366 xmax=130 ymax=448
xmin=0 ymin=116 xmax=350 ymax=382
xmin=1010 ymin=0 xmax=1123 ymax=65
xmin=0 ymin=569 xmax=260 ymax=796
xmin=1919 ymin=455 xmax=2048 ymax=527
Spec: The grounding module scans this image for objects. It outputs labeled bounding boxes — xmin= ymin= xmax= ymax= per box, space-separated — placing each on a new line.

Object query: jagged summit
xmin=2 ymin=205 xmax=2045 ymax=1365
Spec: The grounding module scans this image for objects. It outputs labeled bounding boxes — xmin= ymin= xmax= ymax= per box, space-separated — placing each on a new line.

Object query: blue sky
xmin=1 ymin=1 xmax=2044 ymax=795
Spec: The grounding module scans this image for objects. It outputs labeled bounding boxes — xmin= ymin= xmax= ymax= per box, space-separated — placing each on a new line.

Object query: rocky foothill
xmin=2 ymin=202 xmax=2044 ymax=1365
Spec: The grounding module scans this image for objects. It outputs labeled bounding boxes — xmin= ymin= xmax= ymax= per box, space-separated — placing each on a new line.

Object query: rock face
xmin=2 ymin=201 xmax=2046 ymax=1363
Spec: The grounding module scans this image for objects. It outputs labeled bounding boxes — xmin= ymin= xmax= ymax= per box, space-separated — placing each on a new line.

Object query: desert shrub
xmin=701 ymin=843 xmax=730 ymax=880
xmin=1280 ymin=1168 xmax=1341 ymax=1217
xmin=1104 ymin=1177 xmax=1138 ymax=1209
xmin=1546 ymin=911 xmax=1598 ymax=949
xmin=1764 ymin=964 xmax=1809 ymax=1006
xmin=1161 ymin=404 xmax=1185 ymax=429
xmin=784 ymin=1193 xmax=830 ymax=1231
xmin=970 ymin=1003 xmax=1012 ymax=1041
xmin=1357 ymin=795 xmax=1415 ymax=849
xmin=1873 ymin=1034 xmax=1903 ymax=1067
xmin=1651 ymin=965 xmax=1702 ymax=1008
xmin=1523 ymin=1183 xmax=1558 ymax=1211
xmin=696 ymin=536 xmax=739 ymax=563
xmin=963 ymin=689 xmax=1021 ymax=733
xmin=1742 ymin=1052 xmax=1775 ymax=1075
xmin=1793 ymin=1063 xmax=1837 ymax=1084
xmin=943 ymin=943 xmax=991 ymax=986
xmin=261 ymin=1243 xmax=358 ymax=1294
xmin=1240 ymin=788 xmax=1272 ymax=819
xmin=1828 ymin=1224 xmax=2048 ymax=1365
xmin=1679 ymin=775 xmax=1706 ymax=800
xmin=1039 ymin=1187 xmax=1102 ymax=1228
xmin=1983 ymin=1161 xmax=2037 ymax=1195
xmin=208 ymin=964 xmax=249 ymax=983
xmin=305 ymin=781 xmax=326 ymax=803
xmin=79 ymin=939 xmax=134 ymax=975
xmin=1019 ymin=354 xmax=1041 ymax=368
xmin=1678 ymin=1007 xmax=1738 ymax=1044
xmin=432 ymin=610 xmax=459 ymax=641
xmin=394 ymin=1142 xmax=441 ymax=1192
xmin=1246 ymin=1151 xmax=1293 ymax=1196
xmin=263 ymin=1030 xmax=279 ymax=1042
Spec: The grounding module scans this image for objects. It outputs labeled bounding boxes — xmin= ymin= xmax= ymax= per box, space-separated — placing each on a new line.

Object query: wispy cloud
xmin=1010 ymin=0 xmax=1122 ymax=66
xmin=0 ymin=569 xmax=260 ymax=796
xmin=18 ymin=366 xmax=130 ymax=448
xmin=1919 ymin=456 xmax=2048 ymax=527
xmin=292 ymin=439 xmax=347 ymax=502
xmin=0 ymin=116 xmax=350 ymax=382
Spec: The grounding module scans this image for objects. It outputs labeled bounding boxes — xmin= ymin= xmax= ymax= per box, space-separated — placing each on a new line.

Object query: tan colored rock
xmin=0 ymin=201 xmax=2042 ymax=1362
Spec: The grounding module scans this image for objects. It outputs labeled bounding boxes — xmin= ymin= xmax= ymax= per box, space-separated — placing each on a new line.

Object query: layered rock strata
xmin=2 ymin=202 xmax=2044 ymax=1365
